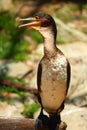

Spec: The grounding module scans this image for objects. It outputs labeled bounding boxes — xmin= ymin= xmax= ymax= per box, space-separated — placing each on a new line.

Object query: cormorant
xmin=19 ymin=13 xmax=70 ymax=130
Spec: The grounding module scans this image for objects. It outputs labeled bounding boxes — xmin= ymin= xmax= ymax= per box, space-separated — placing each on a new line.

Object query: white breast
xmin=40 ymin=55 xmax=67 ymax=114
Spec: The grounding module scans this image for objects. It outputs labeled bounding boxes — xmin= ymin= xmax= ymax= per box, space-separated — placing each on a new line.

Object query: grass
xmin=24 ymin=103 xmax=40 ymax=118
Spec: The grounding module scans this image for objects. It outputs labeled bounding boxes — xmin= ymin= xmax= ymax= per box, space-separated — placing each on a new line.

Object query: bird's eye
xmin=35 ymin=16 xmax=39 ymax=20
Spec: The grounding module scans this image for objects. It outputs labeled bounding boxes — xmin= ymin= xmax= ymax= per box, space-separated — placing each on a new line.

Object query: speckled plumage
xmin=37 ymin=51 xmax=70 ymax=115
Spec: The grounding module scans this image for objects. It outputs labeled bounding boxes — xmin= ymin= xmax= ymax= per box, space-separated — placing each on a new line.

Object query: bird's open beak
xmin=19 ymin=17 xmax=41 ymax=30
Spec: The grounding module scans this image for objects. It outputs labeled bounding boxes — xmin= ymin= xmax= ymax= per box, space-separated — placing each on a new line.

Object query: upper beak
xmin=19 ymin=17 xmax=41 ymax=29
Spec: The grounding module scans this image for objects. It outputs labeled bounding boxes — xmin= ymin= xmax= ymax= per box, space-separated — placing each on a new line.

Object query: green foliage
xmin=56 ymin=38 xmax=65 ymax=44
xmin=83 ymin=4 xmax=87 ymax=10
xmin=0 ymin=85 xmax=25 ymax=100
xmin=0 ymin=11 xmax=29 ymax=61
xmin=12 ymin=41 xmax=29 ymax=61
xmin=0 ymin=77 xmax=26 ymax=99
xmin=7 ymin=76 xmax=26 ymax=85
xmin=24 ymin=103 xmax=40 ymax=118
xmin=0 ymin=33 xmax=11 ymax=58
xmin=26 ymin=29 xmax=43 ymax=43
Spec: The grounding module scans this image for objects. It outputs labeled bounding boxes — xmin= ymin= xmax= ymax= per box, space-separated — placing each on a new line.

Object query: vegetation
xmin=0 ymin=12 xmax=29 ymax=61
xmin=24 ymin=103 xmax=40 ymax=118
xmin=25 ymin=29 xmax=43 ymax=43
xmin=0 ymin=77 xmax=26 ymax=98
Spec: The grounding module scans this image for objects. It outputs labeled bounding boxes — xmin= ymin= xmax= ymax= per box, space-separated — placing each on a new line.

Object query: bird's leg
xmin=35 ymin=107 xmax=49 ymax=130
xmin=48 ymin=114 xmax=61 ymax=130
xmin=56 ymin=101 xmax=67 ymax=130
xmin=48 ymin=114 xmax=67 ymax=130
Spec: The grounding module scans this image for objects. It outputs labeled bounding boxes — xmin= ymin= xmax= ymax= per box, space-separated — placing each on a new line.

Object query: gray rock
xmin=0 ymin=101 xmax=24 ymax=118
xmin=0 ymin=0 xmax=13 ymax=11
xmin=55 ymin=18 xmax=87 ymax=43
xmin=58 ymin=42 xmax=87 ymax=106
xmin=62 ymin=105 xmax=87 ymax=130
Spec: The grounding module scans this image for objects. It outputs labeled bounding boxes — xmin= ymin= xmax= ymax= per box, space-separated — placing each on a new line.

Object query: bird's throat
xmin=44 ymin=36 xmax=57 ymax=57
xmin=39 ymin=27 xmax=57 ymax=57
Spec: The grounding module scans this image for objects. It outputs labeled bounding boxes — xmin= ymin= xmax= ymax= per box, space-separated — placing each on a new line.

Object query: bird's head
xmin=19 ymin=13 xmax=57 ymax=40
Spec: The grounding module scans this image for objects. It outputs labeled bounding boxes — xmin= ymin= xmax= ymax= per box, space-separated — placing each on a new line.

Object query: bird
xmin=19 ymin=13 xmax=71 ymax=130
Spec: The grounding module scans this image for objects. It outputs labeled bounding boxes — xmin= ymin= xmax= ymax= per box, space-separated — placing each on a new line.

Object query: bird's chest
xmin=40 ymin=56 xmax=67 ymax=111
xmin=41 ymin=57 xmax=67 ymax=85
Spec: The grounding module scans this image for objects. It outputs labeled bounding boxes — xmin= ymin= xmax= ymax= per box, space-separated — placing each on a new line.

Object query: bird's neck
xmin=43 ymin=31 xmax=57 ymax=57
xmin=39 ymin=27 xmax=57 ymax=57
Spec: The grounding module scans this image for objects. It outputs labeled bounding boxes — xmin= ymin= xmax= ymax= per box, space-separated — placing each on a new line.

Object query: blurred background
xmin=0 ymin=0 xmax=87 ymax=130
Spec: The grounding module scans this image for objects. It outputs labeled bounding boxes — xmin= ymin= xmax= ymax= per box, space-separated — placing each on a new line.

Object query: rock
xmin=58 ymin=42 xmax=87 ymax=106
xmin=55 ymin=18 xmax=87 ymax=43
xmin=24 ymin=93 xmax=36 ymax=105
xmin=0 ymin=0 xmax=13 ymax=12
xmin=18 ymin=1 xmax=36 ymax=17
xmin=0 ymin=101 xmax=24 ymax=118
xmin=7 ymin=61 xmax=34 ymax=78
xmin=62 ymin=104 xmax=87 ymax=130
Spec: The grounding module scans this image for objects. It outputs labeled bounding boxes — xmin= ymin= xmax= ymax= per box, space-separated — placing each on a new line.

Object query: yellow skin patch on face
xmin=29 ymin=21 xmax=41 ymax=30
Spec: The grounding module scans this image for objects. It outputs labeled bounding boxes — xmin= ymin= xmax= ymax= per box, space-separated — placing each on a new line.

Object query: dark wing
xmin=37 ymin=62 xmax=42 ymax=91
xmin=37 ymin=62 xmax=42 ymax=104
xmin=66 ymin=60 xmax=71 ymax=93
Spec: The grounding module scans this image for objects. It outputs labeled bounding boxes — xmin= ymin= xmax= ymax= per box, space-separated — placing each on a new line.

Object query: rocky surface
xmin=0 ymin=93 xmax=24 ymax=118
xmin=0 ymin=0 xmax=13 ymax=11
xmin=62 ymin=104 xmax=87 ymax=130
xmin=58 ymin=42 xmax=87 ymax=106
xmin=55 ymin=18 xmax=87 ymax=43
xmin=0 ymin=101 xmax=23 ymax=118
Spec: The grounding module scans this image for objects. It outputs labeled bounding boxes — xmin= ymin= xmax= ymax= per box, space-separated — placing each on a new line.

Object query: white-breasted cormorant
xmin=19 ymin=13 xmax=70 ymax=130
